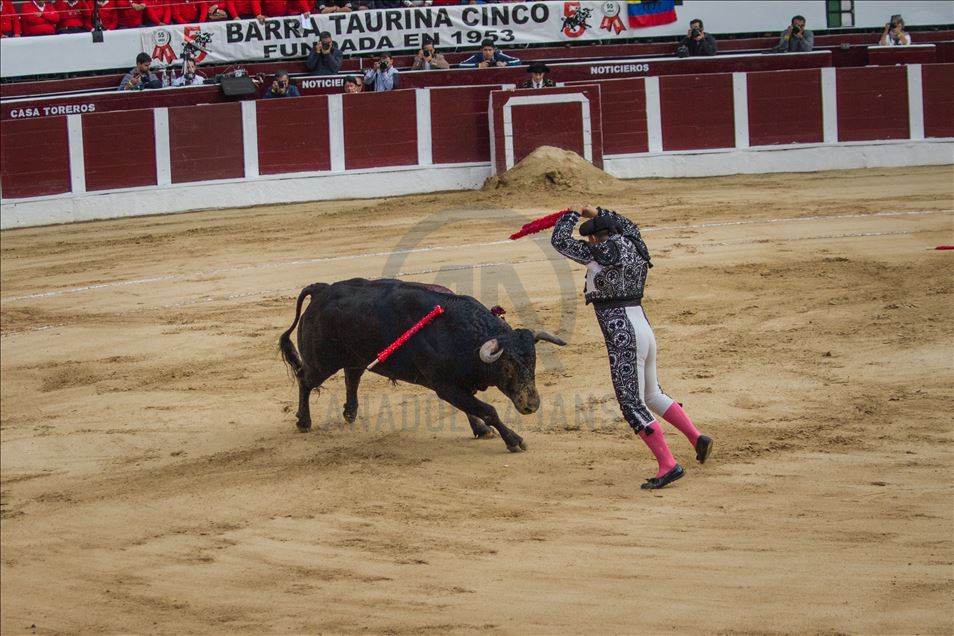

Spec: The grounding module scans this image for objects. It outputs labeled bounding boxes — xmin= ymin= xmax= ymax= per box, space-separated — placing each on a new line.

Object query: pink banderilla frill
xmin=509 ymin=210 xmax=571 ymax=240
xmin=366 ymin=305 xmax=444 ymax=370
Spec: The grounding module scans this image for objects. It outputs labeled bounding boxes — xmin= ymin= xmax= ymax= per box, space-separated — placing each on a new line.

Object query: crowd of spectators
xmin=0 ymin=0 xmax=538 ymax=35
xmin=5 ymin=1 xmax=910 ymax=99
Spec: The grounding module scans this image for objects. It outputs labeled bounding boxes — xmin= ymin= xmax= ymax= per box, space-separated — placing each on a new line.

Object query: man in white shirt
xmin=363 ymin=53 xmax=399 ymax=92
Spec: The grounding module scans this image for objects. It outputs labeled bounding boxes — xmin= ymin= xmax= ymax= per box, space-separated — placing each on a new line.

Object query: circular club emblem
xmin=152 ymin=28 xmax=172 ymax=47
xmin=601 ymin=1 xmax=620 ymax=17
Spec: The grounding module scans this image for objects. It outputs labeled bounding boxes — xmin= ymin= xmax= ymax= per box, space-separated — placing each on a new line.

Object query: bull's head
xmin=479 ymin=329 xmax=566 ymax=414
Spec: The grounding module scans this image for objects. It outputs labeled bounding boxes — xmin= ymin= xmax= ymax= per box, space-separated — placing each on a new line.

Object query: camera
xmin=690 ymin=27 xmax=701 ymax=38
xmin=887 ymin=21 xmax=898 ymax=30
xmin=423 ymin=48 xmax=431 ymax=57
xmin=321 ymin=41 xmax=330 ymax=51
xmin=791 ymin=24 xmax=801 ymax=35
xmin=378 ymin=60 xmax=389 ymax=70
xmin=277 ymin=79 xmax=287 ymax=89
xmin=181 ymin=31 xmax=213 ymax=61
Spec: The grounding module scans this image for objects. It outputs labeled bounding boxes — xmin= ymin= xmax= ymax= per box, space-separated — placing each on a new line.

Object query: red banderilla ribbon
xmin=509 ymin=210 xmax=571 ymax=240
xmin=366 ymin=305 xmax=444 ymax=370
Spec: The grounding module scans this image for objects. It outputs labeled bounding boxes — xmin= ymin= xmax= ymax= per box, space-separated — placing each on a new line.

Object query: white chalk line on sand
xmin=0 ymin=226 xmax=933 ymax=338
xmin=2 ymin=208 xmax=949 ymax=306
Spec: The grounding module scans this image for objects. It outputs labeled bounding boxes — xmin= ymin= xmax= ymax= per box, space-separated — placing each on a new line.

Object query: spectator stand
xmin=2 ymin=60 xmax=951 ymax=228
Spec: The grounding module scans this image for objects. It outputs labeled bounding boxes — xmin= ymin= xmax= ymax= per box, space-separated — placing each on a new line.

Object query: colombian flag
xmin=627 ymin=0 xmax=677 ymax=28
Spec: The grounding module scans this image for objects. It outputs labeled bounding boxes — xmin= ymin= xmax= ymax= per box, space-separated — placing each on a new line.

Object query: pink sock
xmin=662 ymin=402 xmax=701 ymax=447
xmin=638 ymin=422 xmax=678 ymax=478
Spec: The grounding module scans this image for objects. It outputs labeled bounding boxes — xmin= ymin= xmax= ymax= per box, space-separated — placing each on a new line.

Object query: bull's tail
xmin=279 ymin=283 xmax=328 ymax=379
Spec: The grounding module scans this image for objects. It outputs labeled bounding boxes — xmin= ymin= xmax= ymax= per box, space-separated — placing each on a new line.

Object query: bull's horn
xmin=479 ymin=339 xmax=503 ymax=363
xmin=533 ymin=330 xmax=567 ymax=346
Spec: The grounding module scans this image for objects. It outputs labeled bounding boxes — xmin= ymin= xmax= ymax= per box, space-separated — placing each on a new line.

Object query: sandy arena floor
xmin=1 ymin=165 xmax=952 ymax=635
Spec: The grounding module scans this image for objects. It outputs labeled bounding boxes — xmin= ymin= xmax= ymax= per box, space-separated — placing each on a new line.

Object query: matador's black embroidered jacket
xmin=550 ymin=207 xmax=652 ymax=305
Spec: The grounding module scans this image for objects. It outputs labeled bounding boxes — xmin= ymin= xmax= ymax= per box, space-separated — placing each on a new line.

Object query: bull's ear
xmin=533 ymin=330 xmax=566 ymax=346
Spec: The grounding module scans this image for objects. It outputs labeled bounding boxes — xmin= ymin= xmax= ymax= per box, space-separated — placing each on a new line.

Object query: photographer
xmin=363 ymin=53 xmax=399 ymax=92
xmin=264 ymin=70 xmax=300 ymax=98
xmin=411 ymin=38 xmax=449 ymax=71
xmin=879 ymin=15 xmax=911 ymax=46
xmin=172 ymin=58 xmax=205 ymax=86
xmin=774 ymin=15 xmax=813 ymax=53
xmin=675 ymin=18 xmax=716 ymax=57
xmin=118 ymin=52 xmax=161 ymax=91
xmin=306 ymin=31 xmax=343 ymax=76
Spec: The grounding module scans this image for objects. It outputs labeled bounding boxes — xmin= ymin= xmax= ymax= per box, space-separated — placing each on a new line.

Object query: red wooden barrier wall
xmin=257 ymin=96 xmax=332 ymax=175
xmin=2 ymin=64 xmax=952 ymax=203
xmin=589 ymin=78 xmax=647 ymax=155
xmin=747 ymin=68 xmax=824 ymax=146
xmin=342 ymin=90 xmax=418 ymax=170
xmin=512 ymin=100 xmax=586 ymax=165
xmin=83 ymin=109 xmax=157 ymax=191
xmin=169 ymin=102 xmax=245 ymax=183
xmin=0 ymin=117 xmax=71 ymax=198
xmin=660 ymin=73 xmax=734 ymax=151
xmin=836 ymin=67 xmax=909 ymax=142
xmin=430 ymin=85 xmax=496 ymax=165
xmin=922 ymin=64 xmax=954 ymax=138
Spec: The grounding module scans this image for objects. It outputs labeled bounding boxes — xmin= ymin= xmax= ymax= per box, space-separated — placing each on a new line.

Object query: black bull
xmin=279 ymin=278 xmax=566 ymax=452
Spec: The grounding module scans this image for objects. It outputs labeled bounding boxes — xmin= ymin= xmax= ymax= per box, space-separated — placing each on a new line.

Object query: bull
xmin=278 ymin=278 xmax=566 ymax=452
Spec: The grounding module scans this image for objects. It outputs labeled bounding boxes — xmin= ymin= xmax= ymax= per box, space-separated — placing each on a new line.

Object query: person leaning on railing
xmin=1 ymin=0 xmax=22 ymax=36
xmin=223 ymin=0 xmax=264 ymax=21
xmin=19 ymin=0 xmax=60 ymax=36
xmin=55 ymin=0 xmax=91 ymax=32
xmin=172 ymin=0 xmax=209 ymax=24
xmin=92 ymin=0 xmax=119 ymax=28
xmin=116 ymin=0 xmax=168 ymax=28
xmin=261 ymin=0 xmax=311 ymax=20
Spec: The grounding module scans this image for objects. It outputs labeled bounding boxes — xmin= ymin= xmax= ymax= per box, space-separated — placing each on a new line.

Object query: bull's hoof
xmin=475 ymin=429 xmax=496 ymax=440
xmin=506 ymin=440 xmax=527 ymax=453
xmin=342 ymin=405 xmax=357 ymax=424
xmin=296 ymin=421 xmax=312 ymax=432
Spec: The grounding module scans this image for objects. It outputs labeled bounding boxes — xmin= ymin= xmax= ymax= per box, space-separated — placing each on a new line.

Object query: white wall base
xmin=0 ymin=163 xmax=493 ymax=230
xmin=604 ymin=139 xmax=954 ymax=179
xmin=3 ymin=140 xmax=951 ymax=230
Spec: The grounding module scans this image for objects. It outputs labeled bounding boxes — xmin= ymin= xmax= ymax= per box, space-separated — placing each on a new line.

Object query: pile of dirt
xmin=482 ymin=146 xmax=624 ymax=195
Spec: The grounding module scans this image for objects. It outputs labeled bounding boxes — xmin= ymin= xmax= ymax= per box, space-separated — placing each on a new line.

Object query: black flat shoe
xmin=695 ymin=435 xmax=713 ymax=464
xmin=640 ymin=464 xmax=685 ymax=490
